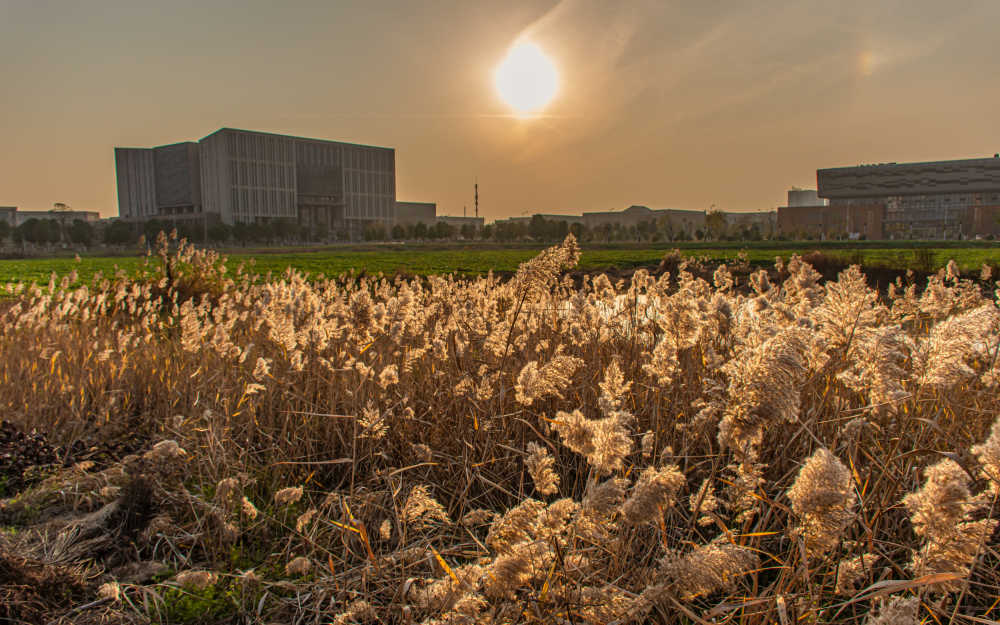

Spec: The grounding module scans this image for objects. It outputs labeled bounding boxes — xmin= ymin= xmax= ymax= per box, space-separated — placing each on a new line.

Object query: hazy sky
xmin=3 ymin=0 xmax=1000 ymax=219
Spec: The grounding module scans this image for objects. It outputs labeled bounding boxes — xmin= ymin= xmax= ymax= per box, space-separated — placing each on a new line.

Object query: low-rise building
xmin=14 ymin=209 xmax=101 ymax=226
xmin=394 ymin=201 xmax=436 ymax=226
xmin=0 ymin=206 xmax=101 ymax=227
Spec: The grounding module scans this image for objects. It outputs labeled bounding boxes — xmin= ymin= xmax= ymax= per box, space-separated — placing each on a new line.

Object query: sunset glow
xmin=494 ymin=41 xmax=559 ymax=116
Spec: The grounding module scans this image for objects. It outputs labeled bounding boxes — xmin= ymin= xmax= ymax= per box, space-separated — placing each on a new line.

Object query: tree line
xmin=0 ymin=211 xmax=777 ymax=251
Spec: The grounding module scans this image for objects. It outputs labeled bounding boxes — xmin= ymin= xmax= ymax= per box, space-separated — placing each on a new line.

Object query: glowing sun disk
xmin=494 ymin=41 xmax=559 ymax=115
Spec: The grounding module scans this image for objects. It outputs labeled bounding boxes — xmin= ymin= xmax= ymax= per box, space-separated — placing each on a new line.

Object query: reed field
xmin=1 ymin=233 xmax=999 ymax=624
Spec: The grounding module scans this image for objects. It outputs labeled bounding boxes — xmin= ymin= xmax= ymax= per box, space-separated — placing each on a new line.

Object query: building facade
xmin=116 ymin=128 xmax=396 ymax=237
xmin=394 ymin=201 xmax=437 ymax=226
xmin=786 ymin=189 xmax=828 ymax=208
xmin=817 ymin=156 xmax=1000 ymax=239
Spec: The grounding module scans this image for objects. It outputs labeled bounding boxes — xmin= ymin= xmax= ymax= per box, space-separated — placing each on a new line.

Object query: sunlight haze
xmin=2 ymin=0 xmax=999 ymax=219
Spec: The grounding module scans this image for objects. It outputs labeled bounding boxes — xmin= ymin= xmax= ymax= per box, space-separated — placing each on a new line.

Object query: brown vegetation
xmin=0 ymin=232 xmax=998 ymax=623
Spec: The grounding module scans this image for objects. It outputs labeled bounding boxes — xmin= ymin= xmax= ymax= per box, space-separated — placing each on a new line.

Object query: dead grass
xmin=0 ymin=232 xmax=998 ymax=624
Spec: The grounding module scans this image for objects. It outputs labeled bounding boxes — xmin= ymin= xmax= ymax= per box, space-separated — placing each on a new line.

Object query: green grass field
xmin=0 ymin=242 xmax=997 ymax=287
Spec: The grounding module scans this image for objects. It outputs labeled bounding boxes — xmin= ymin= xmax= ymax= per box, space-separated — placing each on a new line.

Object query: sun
xmin=494 ymin=41 xmax=559 ymax=116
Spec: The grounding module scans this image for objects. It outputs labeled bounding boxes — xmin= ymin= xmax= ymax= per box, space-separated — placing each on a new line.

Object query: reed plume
xmin=786 ymin=448 xmax=856 ymax=557
xmin=524 ymin=442 xmax=559 ymax=496
xmin=903 ymin=459 xmax=996 ymax=589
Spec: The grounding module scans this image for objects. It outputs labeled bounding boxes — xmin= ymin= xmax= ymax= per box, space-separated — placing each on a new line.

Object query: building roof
xmin=818 ymin=155 xmax=1000 ymax=198
xmin=199 ymin=127 xmax=394 ymax=152
xmin=819 ymin=155 xmax=1000 ymax=173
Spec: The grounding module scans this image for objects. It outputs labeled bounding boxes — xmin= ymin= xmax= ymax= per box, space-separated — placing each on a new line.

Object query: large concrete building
xmin=116 ymin=128 xmax=396 ymax=237
xmin=815 ymin=156 xmax=1000 ymax=239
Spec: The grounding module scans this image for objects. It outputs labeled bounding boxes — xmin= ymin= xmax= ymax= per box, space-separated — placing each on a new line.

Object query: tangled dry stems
xmin=0 ymin=232 xmax=998 ymax=623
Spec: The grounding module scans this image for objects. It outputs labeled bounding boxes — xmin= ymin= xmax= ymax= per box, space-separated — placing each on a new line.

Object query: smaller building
xmin=777 ymin=189 xmax=847 ymax=239
xmin=0 ymin=207 xmax=102 ymax=227
xmin=394 ymin=201 xmax=436 ymax=226
xmin=786 ymin=189 xmax=828 ymax=207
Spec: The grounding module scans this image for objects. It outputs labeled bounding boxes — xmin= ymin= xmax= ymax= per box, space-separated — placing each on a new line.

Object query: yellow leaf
xmin=431 ymin=547 xmax=458 ymax=585
xmin=539 ymin=560 xmax=557 ymax=601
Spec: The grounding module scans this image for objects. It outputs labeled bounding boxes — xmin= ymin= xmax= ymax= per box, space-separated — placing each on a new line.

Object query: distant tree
xmin=705 ymin=210 xmax=727 ymax=240
xmin=529 ymin=215 xmax=549 ymax=240
xmin=413 ymin=221 xmax=429 ymax=239
xmin=656 ymin=216 xmax=673 ymax=241
xmin=433 ymin=221 xmax=454 ymax=239
xmin=0 ymin=219 xmax=10 ymax=242
xmin=68 ymin=219 xmax=94 ymax=246
xmin=208 ymin=222 xmax=231 ymax=244
xmin=554 ymin=219 xmax=569 ymax=240
xmin=175 ymin=222 xmax=198 ymax=242
xmin=480 ymin=224 xmax=493 ymax=240
xmin=144 ymin=219 xmax=170 ymax=241
xmin=273 ymin=218 xmax=298 ymax=242
xmin=494 ymin=221 xmax=526 ymax=242
xmin=104 ymin=220 xmax=133 ymax=245
xmin=636 ymin=219 xmax=654 ymax=241
xmin=232 ymin=222 xmax=251 ymax=246
xmin=363 ymin=222 xmax=387 ymax=241
xmin=249 ymin=221 xmax=270 ymax=243
xmin=460 ymin=224 xmax=476 ymax=239
xmin=17 ymin=218 xmax=60 ymax=245
xmin=391 ymin=224 xmax=406 ymax=240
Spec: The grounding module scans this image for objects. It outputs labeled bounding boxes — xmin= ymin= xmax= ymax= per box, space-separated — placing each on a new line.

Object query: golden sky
xmin=2 ymin=0 xmax=999 ymax=219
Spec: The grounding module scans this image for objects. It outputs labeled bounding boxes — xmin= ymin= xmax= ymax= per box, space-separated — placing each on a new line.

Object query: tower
xmin=474 ymin=180 xmax=479 ymax=218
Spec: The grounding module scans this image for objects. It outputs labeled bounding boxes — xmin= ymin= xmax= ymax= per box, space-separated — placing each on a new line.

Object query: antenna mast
xmin=474 ymin=179 xmax=479 ymax=218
